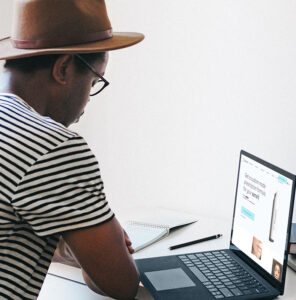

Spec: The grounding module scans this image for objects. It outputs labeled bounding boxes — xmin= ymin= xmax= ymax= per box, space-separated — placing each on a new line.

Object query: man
xmin=0 ymin=0 xmax=144 ymax=299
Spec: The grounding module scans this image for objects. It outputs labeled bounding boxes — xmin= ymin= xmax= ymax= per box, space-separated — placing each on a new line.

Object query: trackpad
xmin=144 ymin=268 xmax=196 ymax=291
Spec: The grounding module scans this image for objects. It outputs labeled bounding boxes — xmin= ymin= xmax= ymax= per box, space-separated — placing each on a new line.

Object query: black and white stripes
xmin=0 ymin=94 xmax=114 ymax=299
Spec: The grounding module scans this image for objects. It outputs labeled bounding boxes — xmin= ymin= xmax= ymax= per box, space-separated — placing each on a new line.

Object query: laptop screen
xmin=231 ymin=152 xmax=294 ymax=283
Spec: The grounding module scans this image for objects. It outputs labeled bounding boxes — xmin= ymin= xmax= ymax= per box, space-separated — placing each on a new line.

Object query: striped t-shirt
xmin=0 ymin=94 xmax=114 ymax=299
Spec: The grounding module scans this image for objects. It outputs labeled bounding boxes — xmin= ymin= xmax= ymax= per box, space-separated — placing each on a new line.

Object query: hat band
xmin=11 ymin=29 xmax=113 ymax=49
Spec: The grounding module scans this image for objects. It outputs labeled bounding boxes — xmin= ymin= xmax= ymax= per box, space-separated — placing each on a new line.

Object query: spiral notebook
xmin=123 ymin=210 xmax=198 ymax=252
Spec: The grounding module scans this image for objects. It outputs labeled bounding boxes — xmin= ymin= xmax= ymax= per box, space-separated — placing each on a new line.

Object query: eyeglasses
xmin=75 ymin=54 xmax=110 ymax=96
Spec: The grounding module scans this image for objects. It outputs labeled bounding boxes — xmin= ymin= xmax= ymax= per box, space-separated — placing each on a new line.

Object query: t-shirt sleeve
xmin=11 ymin=136 xmax=114 ymax=236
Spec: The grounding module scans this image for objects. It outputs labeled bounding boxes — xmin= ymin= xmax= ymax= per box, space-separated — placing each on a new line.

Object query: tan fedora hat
xmin=0 ymin=0 xmax=144 ymax=60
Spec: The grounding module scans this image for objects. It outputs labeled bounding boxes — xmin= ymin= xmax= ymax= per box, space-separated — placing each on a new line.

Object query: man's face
xmin=64 ymin=53 xmax=109 ymax=127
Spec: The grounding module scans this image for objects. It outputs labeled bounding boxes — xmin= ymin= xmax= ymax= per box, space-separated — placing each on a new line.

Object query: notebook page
xmin=124 ymin=223 xmax=168 ymax=252
xmin=126 ymin=208 xmax=197 ymax=230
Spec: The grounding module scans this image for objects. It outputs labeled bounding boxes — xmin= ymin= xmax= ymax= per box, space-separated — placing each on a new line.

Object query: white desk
xmin=38 ymin=213 xmax=296 ymax=299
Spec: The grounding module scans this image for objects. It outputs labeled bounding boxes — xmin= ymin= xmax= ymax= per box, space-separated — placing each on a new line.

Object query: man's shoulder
xmin=0 ymin=93 xmax=94 ymax=199
xmin=0 ymin=93 xmax=78 ymax=147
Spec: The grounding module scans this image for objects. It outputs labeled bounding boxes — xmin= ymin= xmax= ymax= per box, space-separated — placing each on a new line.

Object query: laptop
xmin=135 ymin=150 xmax=296 ymax=299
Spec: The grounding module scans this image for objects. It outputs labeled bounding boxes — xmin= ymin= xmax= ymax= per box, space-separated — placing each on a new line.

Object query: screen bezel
xmin=230 ymin=150 xmax=296 ymax=294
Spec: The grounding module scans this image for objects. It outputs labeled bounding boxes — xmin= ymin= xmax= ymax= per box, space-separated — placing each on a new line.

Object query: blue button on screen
xmin=241 ymin=206 xmax=255 ymax=221
xmin=278 ymin=175 xmax=287 ymax=184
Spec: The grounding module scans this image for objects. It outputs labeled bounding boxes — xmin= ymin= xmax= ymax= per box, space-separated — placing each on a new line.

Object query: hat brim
xmin=0 ymin=32 xmax=144 ymax=60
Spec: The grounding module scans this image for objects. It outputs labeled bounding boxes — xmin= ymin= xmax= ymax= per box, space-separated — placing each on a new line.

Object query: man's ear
xmin=52 ymin=54 xmax=74 ymax=85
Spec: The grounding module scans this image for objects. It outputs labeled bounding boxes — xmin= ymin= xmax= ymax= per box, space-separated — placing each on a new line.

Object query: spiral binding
xmin=126 ymin=221 xmax=169 ymax=230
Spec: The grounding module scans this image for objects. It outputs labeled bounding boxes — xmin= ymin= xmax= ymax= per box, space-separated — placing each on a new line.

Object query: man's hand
xmin=123 ymin=229 xmax=135 ymax=254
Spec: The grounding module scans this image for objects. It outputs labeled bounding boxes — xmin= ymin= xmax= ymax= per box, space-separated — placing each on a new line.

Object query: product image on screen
xmin=231 ymin=154 xmax=293 ymax=281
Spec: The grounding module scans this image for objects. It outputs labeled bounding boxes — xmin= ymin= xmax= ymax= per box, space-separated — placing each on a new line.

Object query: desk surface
xmin=38 ymin=211 xmax=296 ymax=300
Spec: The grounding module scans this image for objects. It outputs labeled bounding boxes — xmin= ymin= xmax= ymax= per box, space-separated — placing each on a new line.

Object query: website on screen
xmin=232 ymin=155 xmax=293 ymax=282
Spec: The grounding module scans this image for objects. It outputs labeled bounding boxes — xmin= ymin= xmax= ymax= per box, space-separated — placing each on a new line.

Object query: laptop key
xmin=243 ymin=290 xmax=252 ymax=295
xmin=257 ymin=287 xmax=268 ymax=293
xmin=227 ymin=285 xmax=236 ymax=289
xmin=236 ymin=283 xmax=245 ymax=288
xmin=180 ymin=251 xmax=267 ymax=298
xmin=187 ymin=254 xmax=197 ymax=260
xmin=184 ymin=263 xmax=195 ymax=267
xmin=189 ymin=267 xmax=208 ymax=282
xmin=220 ymin=288 xmax=233 ymax=297
xmin=230 ymin=288 xmax=243 ymax=296
xmin=195 ymin=253 xmax=205 ymax=258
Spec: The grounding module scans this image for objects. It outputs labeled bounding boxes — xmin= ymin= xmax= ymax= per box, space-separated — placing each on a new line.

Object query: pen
xmin=169 ymin=234 xmax=223 ymax=250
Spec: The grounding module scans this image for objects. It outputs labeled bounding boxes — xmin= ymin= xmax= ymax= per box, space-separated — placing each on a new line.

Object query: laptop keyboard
xmin=178 ymin=250 xmax=269 ymax=299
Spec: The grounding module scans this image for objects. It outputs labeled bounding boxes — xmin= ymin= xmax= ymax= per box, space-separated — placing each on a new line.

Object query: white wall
xmin=1 ymin=1 xmax=296 ymax=221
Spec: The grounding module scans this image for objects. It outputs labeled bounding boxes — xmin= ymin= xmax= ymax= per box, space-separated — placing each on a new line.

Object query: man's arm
xmin=61 ymin=217 xmax=139 ymax=300
xmin=52 ymin=237 xmax=81 ymax=268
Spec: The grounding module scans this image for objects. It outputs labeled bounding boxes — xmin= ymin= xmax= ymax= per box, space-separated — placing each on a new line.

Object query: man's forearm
xmin=82 ymin=269 xmax=107 ymax=295
xmin=53 ymin=238 xmax=107 ymax=295
xmin=55 ymin=223 xmax=139 ymax=299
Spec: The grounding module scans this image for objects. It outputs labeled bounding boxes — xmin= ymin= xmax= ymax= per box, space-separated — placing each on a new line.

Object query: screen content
xmin=232 ymin=154 xmax=293 ymax=282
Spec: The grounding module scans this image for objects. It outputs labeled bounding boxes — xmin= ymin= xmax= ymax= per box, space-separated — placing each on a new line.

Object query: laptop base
xmin=136 ymin=249 xmax=280 ymax=300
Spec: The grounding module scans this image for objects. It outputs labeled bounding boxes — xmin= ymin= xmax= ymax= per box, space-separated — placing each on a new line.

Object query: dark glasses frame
xmin=75 ymin=54 xmax=109 ymax=96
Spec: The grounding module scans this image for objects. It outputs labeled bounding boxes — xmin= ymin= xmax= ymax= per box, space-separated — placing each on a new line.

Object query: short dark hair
xmin=4 ymin=52 xmax=106 ymax=73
